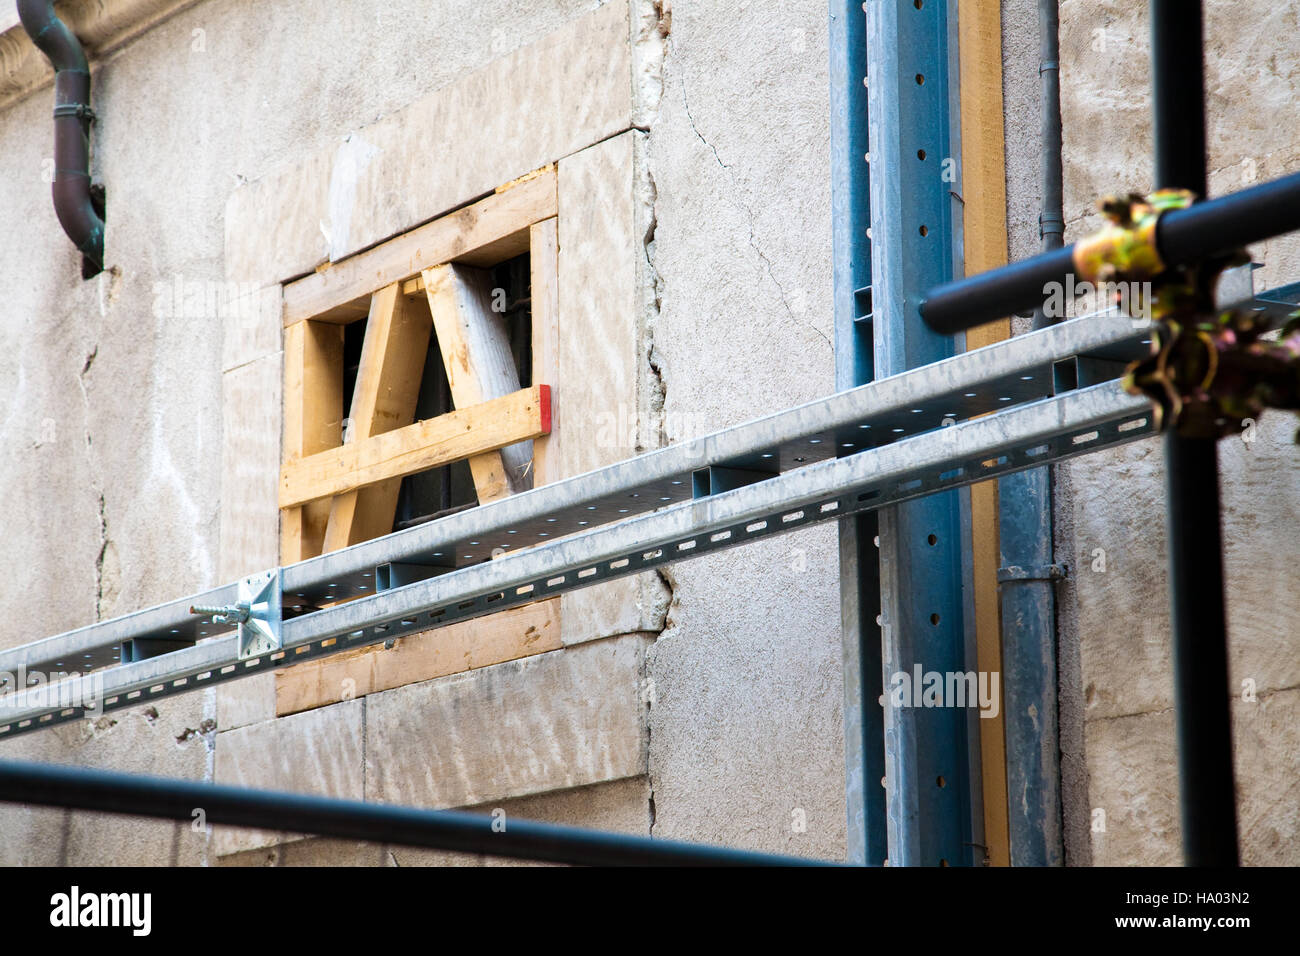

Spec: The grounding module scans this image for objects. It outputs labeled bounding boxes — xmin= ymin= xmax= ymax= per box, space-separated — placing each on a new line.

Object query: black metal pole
xmin=1150 ymin=0 xmax=1238 ymax=867
xmin=0 ymin=758 xmax=830 ymax=867
xmin=918 ymin=170 xmax=1300 ymax=336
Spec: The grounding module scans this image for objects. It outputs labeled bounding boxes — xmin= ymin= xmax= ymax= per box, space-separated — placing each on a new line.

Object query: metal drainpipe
xmin=997 ymin=0 xmax=1066 ymax=866
xmin=17 ymin=0 xmax=105 ymax=277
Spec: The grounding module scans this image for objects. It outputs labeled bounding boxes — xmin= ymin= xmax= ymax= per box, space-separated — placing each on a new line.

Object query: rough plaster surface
xmin=0 ymin=0 xmax=611 ymax=865
xmin=1058 ymin=0 xmax=1300 ymax=864
xmin=218 ymin=775 xmax=651 ymax=867
xmin=0 ymin=698 xmax=210 ymax=866
xmin=643 ymin=0 xmax=844 ymax=860
xmin=223 ymin=0 xmax=632 ymax=283
xmin=366 ymin=634 xmax=650 ymax=811
xmin=213 ymin=698 xmax=365 ymax=856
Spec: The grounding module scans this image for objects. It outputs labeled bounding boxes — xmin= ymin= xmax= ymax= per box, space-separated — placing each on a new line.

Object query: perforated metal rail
xmin=0 ymin=378 xmax=1151 ymax=736
xmin=2 ymin=310 xmax=1151 ymax=685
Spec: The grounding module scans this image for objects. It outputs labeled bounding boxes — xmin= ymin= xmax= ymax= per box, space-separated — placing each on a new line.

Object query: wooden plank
xmin=280 ymin=385 xmax=551 ymax=508
xmin=275 ymin=597 xmax=562 ymax=716
xmin=282 ymin=168 xmax=558 ymax=327
xmin=321 ymin=284 xmax=432 ymax=551
xmin=281 ymin=320 xmax=344 ymax=562
xmin=423 ymin=262 xmax=534 ymax=504
xmin=959 ymin=0 xmax=1012 ymax=869
xmin=529 ymin=218 xmax=561 ymax=484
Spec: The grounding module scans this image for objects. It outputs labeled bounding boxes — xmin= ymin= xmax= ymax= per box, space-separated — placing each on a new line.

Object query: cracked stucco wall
xmin=643 ymin=0 xmax=845 ymax=859
xmin=7 ymin=0 xmax=1293 ymax=870
xmin=0 ymin=0 xmax=621 ymax=866
xmin=1 ymin=0 xmax=843 ymax=865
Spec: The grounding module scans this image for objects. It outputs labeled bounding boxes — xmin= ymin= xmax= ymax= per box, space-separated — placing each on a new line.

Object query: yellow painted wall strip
xmin=958 ymin=0 xmax=1012 ymax=868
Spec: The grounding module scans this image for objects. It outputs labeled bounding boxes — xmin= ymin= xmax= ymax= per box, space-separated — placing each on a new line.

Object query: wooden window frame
xmin=272 ymin=168 xmax=562 ymax=717
xmin=279 ymin=167 xmax=559 ymax=563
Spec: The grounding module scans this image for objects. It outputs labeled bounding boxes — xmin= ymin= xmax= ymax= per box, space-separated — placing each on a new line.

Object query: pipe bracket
xmin=52 ymin=103 xmax=96 ymax=123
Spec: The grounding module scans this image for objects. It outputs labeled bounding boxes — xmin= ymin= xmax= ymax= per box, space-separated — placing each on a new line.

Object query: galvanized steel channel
xmin=0 ymin=380 xmax=1154 ymax=737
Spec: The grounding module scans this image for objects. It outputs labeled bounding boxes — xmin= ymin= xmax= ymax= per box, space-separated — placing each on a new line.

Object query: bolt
xmin=190 ymin=602 xmax=251 ymax=626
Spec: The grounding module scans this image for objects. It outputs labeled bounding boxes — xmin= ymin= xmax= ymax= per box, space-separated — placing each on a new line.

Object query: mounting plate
xmin=237 ymin=570 xmax=282 ymax=660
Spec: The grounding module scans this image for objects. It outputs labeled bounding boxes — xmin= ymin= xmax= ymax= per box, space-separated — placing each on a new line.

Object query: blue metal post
xmin=998 ymin=470 xmax=1064 ymax=865
xmin=865 ymin=0 xmax=982 ymax=866
xmin=830 ymin=0 xmax=886 ymax=866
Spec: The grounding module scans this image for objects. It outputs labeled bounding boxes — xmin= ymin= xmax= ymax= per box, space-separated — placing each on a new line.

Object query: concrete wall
xmin=1052 ymin=0 xmax=1300 ymax=865
xmin=4 ymin=0 xmax=1293 ymax=868
xmin=0 ymin=0 xmax=845 ymax=865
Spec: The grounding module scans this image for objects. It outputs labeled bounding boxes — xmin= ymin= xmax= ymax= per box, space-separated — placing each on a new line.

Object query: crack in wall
xmin=673 ymin=52 xmax=832 ymax=353
xmin=641 ymin=162 xmax=668 ymax=452
xmin=634 ymin=1 xmax=670 ymax=457
xmin=75 ymin=344 xmax=114 ymax=621
xmin=633 ymin=1 xmax=672 ymax=837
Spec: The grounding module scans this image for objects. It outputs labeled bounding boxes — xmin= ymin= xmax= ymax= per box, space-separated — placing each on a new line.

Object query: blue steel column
xmin=866 ymin=0 xmax=982 ymax=866
xmin=830 ymin=0 xmax=886 ymax=866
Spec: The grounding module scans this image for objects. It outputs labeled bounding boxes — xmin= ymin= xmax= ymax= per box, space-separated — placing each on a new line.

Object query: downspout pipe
xmin=17 ymin=0 xmax=105 ymax=277
xmin=1032 ymin=0 xmax=1064 ymax=330
xmin=997 ymin=0 xmax=1066 ymax=866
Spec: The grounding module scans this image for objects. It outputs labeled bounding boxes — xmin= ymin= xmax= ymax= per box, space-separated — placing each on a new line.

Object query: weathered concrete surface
xmin=1083 ymin=707 xmax=1180 ymax=867
xmin=215 ymin=671 xmax=277 ymax=733
xmin=0 ymin=0 xmax=635 ymax=865
xmin=224 ymin=0 xmax=633 ymax=283
xmin=1058 ymin=0 xmax=1300 ymax=865
xmin=1232 ymin=686 xmax=1300 ymax=866
xmin=213 ymin=698 xmax=365 ymax=856
xmin=0 ymin=699 xmax=210 ymax=866
xmin=641 ymin=1 xmax=845 ymax=860
xmin=0 ymin=0 xmax=197 ymax=109
xmin=555 ymin=129 xmax=671 ymax=646
xmin=218 ymin=775 xmax=651 ymax=867
xmin=0 ymin=34 xmax=216 ymax=866
xmin=218 ymin=350 xmax=281 ymax=581
xmin=365 ymin=635 xmax=649 ymax=811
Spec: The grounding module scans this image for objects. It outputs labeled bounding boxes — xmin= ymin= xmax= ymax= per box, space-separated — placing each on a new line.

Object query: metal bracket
xmin=192 ymin=570 xmax=282 ymax=660
xmin=52 ymin=103 xmax=96 ymax=124
xmin=996 ymin=563 xmax=1068 ymax=584
xmin=375 ymin=562 xmax=449 ymax=593
xmin=691 ymin=465 xmax=777 ymax=499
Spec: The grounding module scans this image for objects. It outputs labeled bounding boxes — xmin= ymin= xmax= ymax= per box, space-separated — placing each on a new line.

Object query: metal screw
xmin=190 ymin=602 xmax=251 ymax=626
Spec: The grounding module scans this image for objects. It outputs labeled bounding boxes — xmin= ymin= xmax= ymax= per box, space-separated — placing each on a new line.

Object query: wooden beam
xmin=282 ymin=168 xmax=557 ymax=327
xmin=280 ymin=385 xmax=551 ymax=509
xmin=959 ymin=0 xmax=1012 ymax=869
xmin=321 ymin=283 xmax=432 ymax=551
xmin=281 ymin=320 xmax=344 ymax=562
xmin=275 ymin=597 xmax=562 ymax=716
xmin=529 ymin=218 xmax=561 ymax=485
xmin=423 ymin=262 xmax=533 ymax=504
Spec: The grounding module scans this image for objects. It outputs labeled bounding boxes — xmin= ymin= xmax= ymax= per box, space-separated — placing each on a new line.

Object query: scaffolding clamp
xmin=1073 ymin=189 xmax=1300 ymax=441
